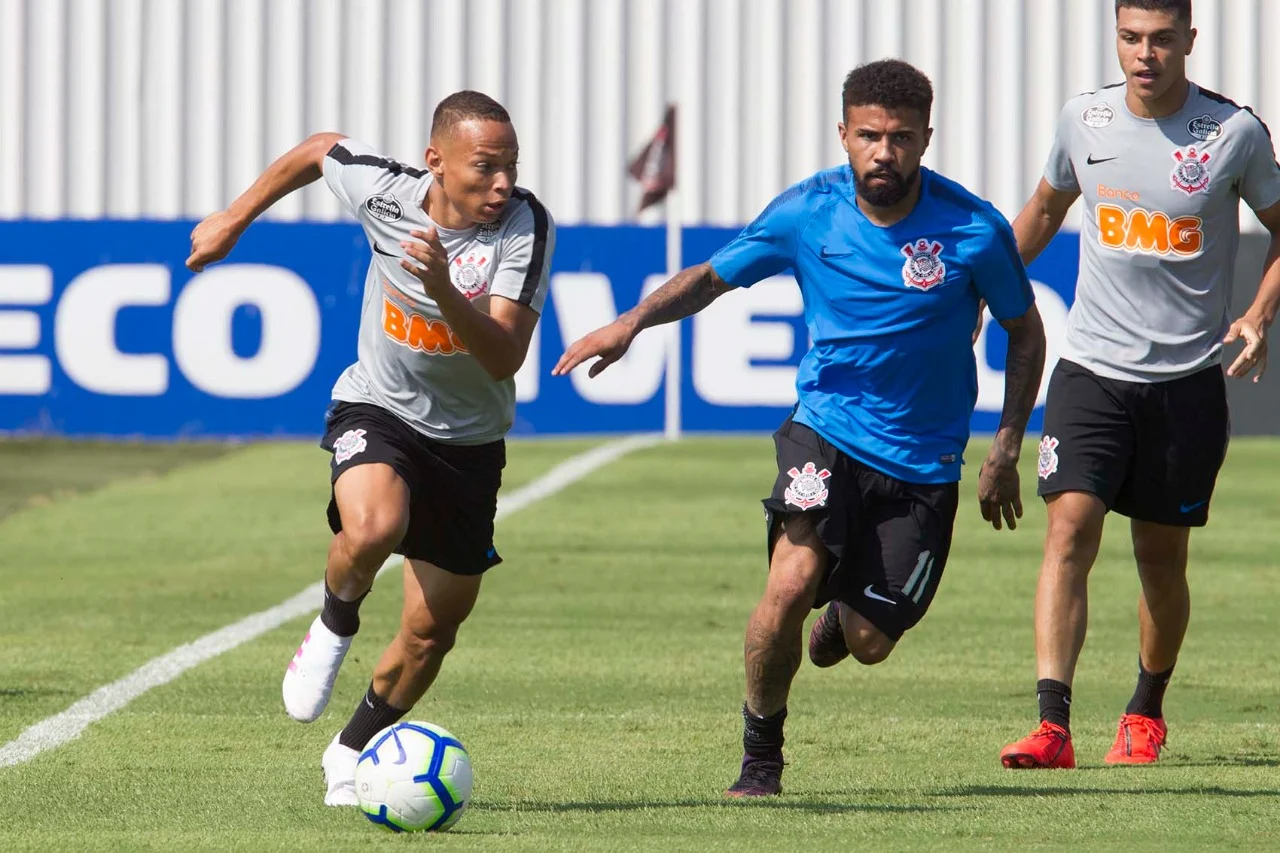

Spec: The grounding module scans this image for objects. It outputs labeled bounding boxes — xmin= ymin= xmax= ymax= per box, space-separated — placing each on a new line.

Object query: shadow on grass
xmin=0 ymin=687 xmax=77 ymax=698
xmin=1163 ymin=756 xmax=1280 ymax=768
xmin=477 ymin=799 xmax=956 ymax=815
xmin=941 ymin=785 xmax=1280 ymax=798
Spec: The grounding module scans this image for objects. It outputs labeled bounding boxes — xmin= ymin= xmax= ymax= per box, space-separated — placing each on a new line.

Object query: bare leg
xmin=372 ymin=558 xmax=484 ymax=709
xmin=1132 ymin=519 xmax=1191 ymax=675
xmin=326 ymin=463 xmax=410 ymax=600
xmin=1035 ymin=491 xmax=1107 ymax=685
xmin=743 ymin=515 xmax=827 ymax=717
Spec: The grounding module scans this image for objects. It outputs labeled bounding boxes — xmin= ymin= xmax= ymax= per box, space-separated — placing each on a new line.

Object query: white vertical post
xmin=663 ymin=181 xmax=682 ymax=441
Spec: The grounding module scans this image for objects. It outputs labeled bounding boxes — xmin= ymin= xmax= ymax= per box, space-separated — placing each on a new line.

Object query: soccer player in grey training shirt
xmin=998 ymin=0 xmax=1280 ymax=769
xmin=186 ymin=91 xmax=554 ymax=804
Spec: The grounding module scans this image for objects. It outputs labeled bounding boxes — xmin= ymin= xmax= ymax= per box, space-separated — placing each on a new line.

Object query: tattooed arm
xmin=977 ymin=304 xmax=1047 ymax=531
xmin=552 ymin=262 xmax=732 ymax=377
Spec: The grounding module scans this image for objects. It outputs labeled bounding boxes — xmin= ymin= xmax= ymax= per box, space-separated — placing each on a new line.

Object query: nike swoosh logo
xmin=1180 ymin=499 xmax=1209 ymax=513
xmin=863 ymin=585 xmax=896 ymax=606
xmin=820 ymin=247 xmax=855 ymax=258
xmin=1086 ymin=155 xmax=1118 ymax=165
xmin=486 ymin=547 xmax=497 ymax=559
xmin=373 ymin=242 xmax=398 ymax=257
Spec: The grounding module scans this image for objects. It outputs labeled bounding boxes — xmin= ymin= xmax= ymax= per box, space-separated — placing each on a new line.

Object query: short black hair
xmin=431 ymin=90 xmax=511 ymax=137
xmin=841 ymin=59 xmax=933 ymax=124
xmin=1115 ymin=0 xmax=1192 ymax=25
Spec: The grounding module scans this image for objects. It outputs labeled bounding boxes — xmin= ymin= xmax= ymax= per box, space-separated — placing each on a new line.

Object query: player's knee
xmin=1132 ymin=532 xmax=1188 ymax=576
xmin=401 ymin=621 xmax=459 ymax=663
xmin=843 ymin=622 xmax=895 ymax=666
xmin=341 ymin=509 xmax=407 ymax=562
xmin=1044 ymin=494 xmax=1105 ymax=567
xmin=850 ymin=641 xmax=894 ymax=666
xmin=766 ymin=547 xmax=824 ymax=615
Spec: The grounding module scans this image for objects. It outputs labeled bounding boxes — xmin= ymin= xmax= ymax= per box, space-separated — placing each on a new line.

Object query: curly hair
xmin=841 ymin=59 xmax=933 ymax=124
xmin=1116 ymin=0 xmax=1191 ymax=25
xmin=431 ymin=90 xmax=511 ymax=137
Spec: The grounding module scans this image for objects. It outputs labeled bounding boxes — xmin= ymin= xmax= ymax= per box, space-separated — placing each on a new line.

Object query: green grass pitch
xmin=0 ymin=436 xmax=1277 ymax=851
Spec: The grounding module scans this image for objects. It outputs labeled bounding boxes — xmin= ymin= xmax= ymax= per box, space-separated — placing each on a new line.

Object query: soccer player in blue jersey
xmin=554 ymin=59 xmax=1047 ymax=796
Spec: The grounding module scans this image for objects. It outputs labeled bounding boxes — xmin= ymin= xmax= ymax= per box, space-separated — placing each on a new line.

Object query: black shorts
xmin=1036 ymin=360 xmax=1229 ymax=527
xmin=762 ymin=416 xmax=959 ymax=641
xmin=320 ymin=401 xmax=506 ymax=575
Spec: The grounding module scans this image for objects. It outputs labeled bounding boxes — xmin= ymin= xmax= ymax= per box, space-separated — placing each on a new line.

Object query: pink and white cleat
xmin=281 ymin=615 xmax=352 ymax=723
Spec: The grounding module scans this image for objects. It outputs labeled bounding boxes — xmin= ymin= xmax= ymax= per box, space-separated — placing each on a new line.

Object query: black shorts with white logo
xmin=1036 ymin=359 xmax=1229 ymax=527
xmin=320 ymin=401 xmax=505 ymax=575
xmin=762 ymin=416 xmax=959 ymax=641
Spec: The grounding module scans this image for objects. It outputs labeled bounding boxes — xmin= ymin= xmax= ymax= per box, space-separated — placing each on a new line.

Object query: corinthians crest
xmin=451 ymin=252 xmax=491 ymax=300
xmin=1170 ymin=146 xmax=1212 ymax=195
xmin=1037 ymin=436 xmax=1060 ymax=480
xmin=784 ymin=462 xmax=832 ymax=510
xmin=901 ymin=238 xmax=947 ymax=290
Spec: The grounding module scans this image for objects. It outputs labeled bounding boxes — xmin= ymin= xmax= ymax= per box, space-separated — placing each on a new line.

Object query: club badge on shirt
xmin=1170 ymin=146 xmax=1212 ymax=195
xmin=451 ymin=252 xmax=491 ymax=301
xmin=901 ymin=238 xmax=947 ymax=290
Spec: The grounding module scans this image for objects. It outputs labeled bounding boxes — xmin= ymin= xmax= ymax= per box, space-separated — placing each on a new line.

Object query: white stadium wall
xmin=1 ymin=0 xmax=1277 ymax=230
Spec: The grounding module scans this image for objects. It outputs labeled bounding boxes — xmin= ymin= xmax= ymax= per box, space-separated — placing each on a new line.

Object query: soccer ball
xmin=355 ymin=721 xmax=473 ymax=832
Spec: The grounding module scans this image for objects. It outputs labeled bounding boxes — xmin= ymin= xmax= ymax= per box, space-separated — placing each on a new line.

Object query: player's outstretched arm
xmin=977 ymin=304 xmax=1046 ymax=531
xmin=1011 ymin=179 xmax=1080 ymax=267
xmin=1224 ymin=200 xmax=1280 ymax=382
xmin=552 ymin=262 xmax=732 ymax=378
xmin=186 ymin=132 xmax=345 ymax=272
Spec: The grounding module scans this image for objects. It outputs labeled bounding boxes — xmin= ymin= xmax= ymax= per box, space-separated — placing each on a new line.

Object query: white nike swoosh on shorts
xmin=863 ymin=585 xmax=896 ymax=605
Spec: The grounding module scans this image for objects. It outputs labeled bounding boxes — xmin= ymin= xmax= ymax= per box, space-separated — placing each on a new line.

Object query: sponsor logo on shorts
xmin=1081 ymin=103 xmax=1116 ymax=128
xmin=863 ymin=585 xmax=897 ymax=606
xmin=900 ymin=238 xmax=946 ymax=291
xmin=364 ymin=193 xmax=404 ymax=222
xmin=382 ymin=296 xmax=469 ymax=355
xmin=1037 ymin=435 xmax=1060 ymax=480
xmin=1187 ymin=114 xmax=1223 ymax=141
xmin=1096 ymin=205 xmax=1203 ymax=258
xmin=1170 ymin=146 xmax=1212 ymax=195
xmin=333 ymin=428 xmax=368 ymax=464
xmin=784 ymin=461 xmax=831 ymax=510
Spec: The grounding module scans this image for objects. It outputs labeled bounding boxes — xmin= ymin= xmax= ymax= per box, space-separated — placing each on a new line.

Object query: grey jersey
xmin=322 ymin=138 xmax=554 ymax=443
xmin=1046 ymin=83 xmax=1280 ymax=382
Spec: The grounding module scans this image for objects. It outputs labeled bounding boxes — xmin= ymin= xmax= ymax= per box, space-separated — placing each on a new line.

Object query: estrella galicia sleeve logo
xmin=364 ymin=193 xmax=404 ymax=222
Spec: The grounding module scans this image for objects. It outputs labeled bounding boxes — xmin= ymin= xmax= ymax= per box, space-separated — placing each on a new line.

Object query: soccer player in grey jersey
xmin=186 ymin=91 xmax=554 ymax=804
xmin=999 ymin=0 xmax=1280 ymax=768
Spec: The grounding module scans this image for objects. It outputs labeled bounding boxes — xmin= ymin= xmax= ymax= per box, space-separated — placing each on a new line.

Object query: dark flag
xmin=628 ymin=104 xmax=676 ymax=213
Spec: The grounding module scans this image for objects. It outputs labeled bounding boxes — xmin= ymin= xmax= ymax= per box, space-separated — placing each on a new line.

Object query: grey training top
xmin=322 ymin=138 xmax=554 ymax=442
xmin=1045 ymin=83 xmax=1280 ymax=382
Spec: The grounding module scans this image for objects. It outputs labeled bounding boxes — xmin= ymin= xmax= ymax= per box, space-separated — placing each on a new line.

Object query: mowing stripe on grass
xmin=0 ymin=434 xmax=662 ymax=769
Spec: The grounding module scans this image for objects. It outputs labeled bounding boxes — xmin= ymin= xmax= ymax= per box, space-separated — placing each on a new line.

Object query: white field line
xmin=0 ymin=434 xmax=662 ymax=768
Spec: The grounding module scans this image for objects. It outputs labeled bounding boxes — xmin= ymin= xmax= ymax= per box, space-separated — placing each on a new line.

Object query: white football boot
xmin=282 ymin=615 xmax=352 ymax=723
xmin=322 ymin=733 xmax=360 ymax=807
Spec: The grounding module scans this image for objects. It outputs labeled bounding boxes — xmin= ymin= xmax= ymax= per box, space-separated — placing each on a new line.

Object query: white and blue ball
xmin=355 ymin=721 xmax=472 ymax=832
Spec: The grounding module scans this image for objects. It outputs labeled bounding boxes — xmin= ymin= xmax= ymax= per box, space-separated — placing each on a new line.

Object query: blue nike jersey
xmin=709 ymin=166 xmax=1034 ymax=484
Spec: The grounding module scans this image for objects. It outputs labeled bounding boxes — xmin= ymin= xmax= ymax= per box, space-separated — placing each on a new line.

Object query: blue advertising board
xmin=0 ymin=220 xmax=1080 ymax=438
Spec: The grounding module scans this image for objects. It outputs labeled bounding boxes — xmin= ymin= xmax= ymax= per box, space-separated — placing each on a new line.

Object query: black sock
xmin=338 ymin=684 xmax=408 ymax=751
xmin=1125 ymin=661 xmax=1174 ymax=718
xmin=742 ymin=703 xmax=786 ymax=759
xmin=1037 ymin=679 xmax=1072 ymax=730
xmin=320 ymin=581 xmax=367 ymax=637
